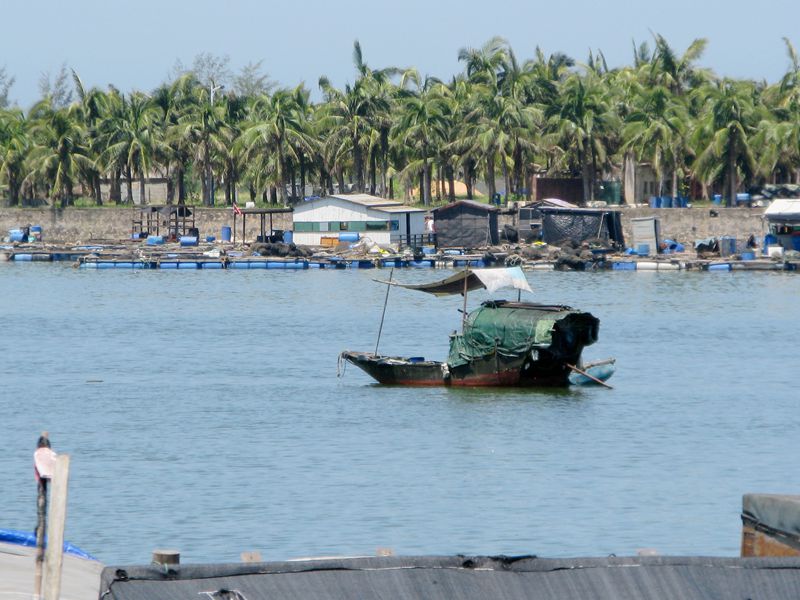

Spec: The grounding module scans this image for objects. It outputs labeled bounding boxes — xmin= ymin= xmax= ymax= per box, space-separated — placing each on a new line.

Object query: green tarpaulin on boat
xmin=447 ymin=301 xmax=585 ymax=368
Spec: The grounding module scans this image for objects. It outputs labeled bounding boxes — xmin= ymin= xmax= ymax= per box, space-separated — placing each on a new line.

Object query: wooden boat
xmin=339 ymin=267 xmax=605 ymax=388
xmin=567 ymin=358 xmax=616 ymax=386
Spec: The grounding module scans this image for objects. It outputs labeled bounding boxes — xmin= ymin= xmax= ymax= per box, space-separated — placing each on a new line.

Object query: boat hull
xmin=340 ymin=351 xmax=581 ymax=387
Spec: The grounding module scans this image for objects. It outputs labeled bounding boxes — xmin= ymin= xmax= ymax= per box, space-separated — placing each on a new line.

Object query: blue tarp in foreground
xmin=0 ymin=528 xmax=97 ymax=560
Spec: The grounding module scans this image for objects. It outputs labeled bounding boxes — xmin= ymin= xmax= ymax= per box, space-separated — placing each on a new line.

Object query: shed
xmin=99 ymin=555 xmax=800 ymax=600
xmin=539 ymin=207 xmax=625 ymax=248
xmin=292 ymin=194 xmax=426 ymax=247
xmin=764 ymin=198 xmax=800 ymax=251
xmin=432 ymin=200 xmax=499 ymax=248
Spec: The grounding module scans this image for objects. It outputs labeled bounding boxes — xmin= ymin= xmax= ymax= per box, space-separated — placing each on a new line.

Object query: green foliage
xmin=4 ymin=35 xmax=800 ymax=208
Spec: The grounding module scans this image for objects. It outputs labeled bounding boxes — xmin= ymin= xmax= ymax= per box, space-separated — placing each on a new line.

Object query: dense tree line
xmin=2 ymin=35 xmax=800 ymax=209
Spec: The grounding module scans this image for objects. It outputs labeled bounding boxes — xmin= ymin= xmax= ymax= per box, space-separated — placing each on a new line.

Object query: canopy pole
xmin=462 ymin=270 xmax=469 ymax=331
xmin=374 ymin=268 xmax=394 ymax=356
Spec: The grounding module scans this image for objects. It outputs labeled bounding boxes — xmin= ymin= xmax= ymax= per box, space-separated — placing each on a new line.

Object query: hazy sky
xmin=3 ymin=0 xmax=800 ymax=107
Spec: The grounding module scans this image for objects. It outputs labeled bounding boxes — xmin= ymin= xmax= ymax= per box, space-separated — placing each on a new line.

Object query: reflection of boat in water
xmin=339 ymin=267 xmax=611 ymax=388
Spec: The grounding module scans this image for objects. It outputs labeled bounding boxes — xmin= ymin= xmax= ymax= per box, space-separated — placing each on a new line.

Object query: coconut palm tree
xmin=237 ymin=86 xmax=313 ymax=205
xmin=0 ymin=108 xmax=29 ymax=206
xmin=623 ymin=84 xmax=690 ymax=198
xmin=692 ymin=78 xmax=758 ymax=207
xmin=102 ymin=92 xmax=161 ymax=204
xmin=546 ymin=70 xmax=620 ymax=203
xmin=27 ymin=100 xmax=93 ymax=207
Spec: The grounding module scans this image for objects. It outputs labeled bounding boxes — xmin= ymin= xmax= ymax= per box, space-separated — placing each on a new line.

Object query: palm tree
xmin=27 ymin=101 xmax=93 ymax=207
xmin=393 ymin=77 xmax=449 ymax=205
xmin=546 ymin=71 xmax=619 ymax=203
xmin=102 ymin=92 xmax=160 ymax=204
xmin=623 ymin=84 xmax=689 ymax=198
xmin=0 ymin=108 xmax=29 ymax=206
xmin=237 ymin=86 xmax=313 ymax=205
xmin=72 ymin=72 xmax=110 ymax=205
xmin=177 ymin=84 xmax=228 ymax=206
xmin=692 ymin=79 xmax=758 ymax=206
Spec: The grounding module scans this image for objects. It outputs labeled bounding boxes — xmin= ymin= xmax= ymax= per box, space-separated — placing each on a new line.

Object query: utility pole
xmin=33 ymin=433 xmax=56 ymax=600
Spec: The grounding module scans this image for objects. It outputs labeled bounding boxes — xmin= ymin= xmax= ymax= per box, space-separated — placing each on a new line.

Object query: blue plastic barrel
xmin=741 ymin=251 xmax=755 ymax=261
xmin=661 ymin=196 xmax=673 ymax=208
xmin=649 ymin=196 xmax=660 ymax=208
xmin=792 ymin=236 xmax=800 ymax=252
xmin=179 ymin=236 xmax=198 ymax=247
xmin=339 ymin=232 xmax=359 ymax=242
xmin=636 ymin=243 xmax=650 ymax=255
xmin=8 ymin=230 xmax=24 ymax=242
xmin=283 ymin=231 xmax=293 ymax=244
xmin=221 ymin=226 xmax=232 ymax=242
xmin=147 ymin=235 xmax=164 ymax=246
xmin=205 ymin=235 xmax=215 ymax=243
xmin=712 ymin=194 xmax=722 ymax=205
xmin=709 ymin=263 xmax=732 ymax=272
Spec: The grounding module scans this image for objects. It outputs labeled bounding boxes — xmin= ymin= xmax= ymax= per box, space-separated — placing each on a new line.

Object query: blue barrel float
xmin=339 ymin=232 xmax=359 ymax=243
xmin=221 ymin=226 xmax=232 ymax=242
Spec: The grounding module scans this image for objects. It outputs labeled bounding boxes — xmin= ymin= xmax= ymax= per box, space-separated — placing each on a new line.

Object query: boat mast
xmin=374 ymin=268 xmax=394 ymax=355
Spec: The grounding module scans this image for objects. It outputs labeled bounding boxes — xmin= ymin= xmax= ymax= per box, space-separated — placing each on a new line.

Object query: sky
xmin=2 ymin=0 xmax=800 ymax=108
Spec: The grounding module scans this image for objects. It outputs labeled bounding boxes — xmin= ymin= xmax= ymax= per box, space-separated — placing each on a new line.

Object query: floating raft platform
xmin=4 ymin=242 xmax=800 ymax=273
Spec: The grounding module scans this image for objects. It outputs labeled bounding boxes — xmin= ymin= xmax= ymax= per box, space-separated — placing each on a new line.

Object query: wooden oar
xmin=566 ymin=363 xmax=614 ymax=389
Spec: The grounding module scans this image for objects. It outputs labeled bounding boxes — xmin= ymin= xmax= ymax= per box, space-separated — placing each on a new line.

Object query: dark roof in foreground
xmin=100 ymin=555 xmax=800 ymax=600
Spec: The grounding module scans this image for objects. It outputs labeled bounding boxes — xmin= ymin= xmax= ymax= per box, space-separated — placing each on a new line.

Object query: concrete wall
xmin=2 ymin=206 xmax=767 ymax=248
xmin=0 ymin=207 xmax=293 ymax=243
xmin=501 ymin=206 xmax=767 ymax=248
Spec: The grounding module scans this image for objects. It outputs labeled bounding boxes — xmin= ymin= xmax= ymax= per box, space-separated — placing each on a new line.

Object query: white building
xmin=291 ymin=194 xmax=427 ymax=246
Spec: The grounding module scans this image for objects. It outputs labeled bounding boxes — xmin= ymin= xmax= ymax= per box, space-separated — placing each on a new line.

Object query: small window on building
xmin=339 ymin=222 xmax=348 ymax=231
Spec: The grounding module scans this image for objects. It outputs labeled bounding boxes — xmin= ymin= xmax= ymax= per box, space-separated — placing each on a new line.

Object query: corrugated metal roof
xmin=329 ymin=193 xmax=403 ymax=208
xmin=379 ymin=206 xmax=426 ymax=213
xmin=99 ymin=555 xmax=800 ymax=600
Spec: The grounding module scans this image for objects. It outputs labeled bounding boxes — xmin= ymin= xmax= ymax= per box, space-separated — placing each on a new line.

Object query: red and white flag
xmin=232 ymin=202 xmax=242 ymax=215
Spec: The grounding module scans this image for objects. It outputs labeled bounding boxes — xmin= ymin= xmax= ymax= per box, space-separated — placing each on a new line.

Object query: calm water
xmin=1 ymin=263 xmax=798 ymax=565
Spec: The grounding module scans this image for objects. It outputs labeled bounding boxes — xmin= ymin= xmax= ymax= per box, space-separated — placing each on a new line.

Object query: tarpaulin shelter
xmin=432 ymin=200 xmax=499 ymax=248
xmin=539 ymin=207 xmax=625 ymax=248
xmin=98 ymin=555 xmax=800 ymax=600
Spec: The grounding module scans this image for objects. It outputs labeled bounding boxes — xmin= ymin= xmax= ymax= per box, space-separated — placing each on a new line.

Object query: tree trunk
xmin=423 ymin=160 xmax=432 ymax=207
xmin=726 ymin=142 xmax=736 ymax=208
xmin=446 ymin=164 xmax=455 ymax=202
xmin=299 ymin=154 xmax=306 ymax=200
xmin=177 ymin=166 xmax=186 ymax=205
xmin=110 ymin=170 xmax=121 ymax=204
xmin=353 ymin=141 xmax=364 ymax=192
xmin=336 ymin=166 xmax=345 ymax=194
xmin=93 ymin=174 xmax=102 ymax=206
xmin=369 ymin=152 xmax=377 ymax=195
xmin=270 ymin=185 xmax=278 ymax=204
xmin=7 ymin=171 xmax=19 ymax=206
xmin=125 ymin=166 xmax=134 ymax=204
xmin=486 ymin=154 xmax=496 ymax=201
xmin=465 ymin=159 xmax=475 ymax=199
xmin=249 ymin=182 xmax=256 ymax=203
xmin=139 ymin=171 xmax=147 ymax=205
xmin=579 ymin=145 xmax=591 ymax=204
xmin=502 ymin=161 xmax=510 ymax=203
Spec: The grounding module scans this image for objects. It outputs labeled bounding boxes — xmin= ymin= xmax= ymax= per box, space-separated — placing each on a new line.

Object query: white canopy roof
xmin=765 ymin=198 xmax=800 ymax=221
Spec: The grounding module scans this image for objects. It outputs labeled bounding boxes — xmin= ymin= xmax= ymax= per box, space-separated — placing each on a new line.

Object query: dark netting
xmin=540 ymin=209 xmax=625 ymax=248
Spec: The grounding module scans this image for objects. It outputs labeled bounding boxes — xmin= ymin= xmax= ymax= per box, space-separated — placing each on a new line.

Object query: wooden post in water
xmin=33 ymin=432 xmax=56 ymax=600
xmin=43 ymin=454 xmax=70 ymax=600
xmin=34 ymin=474 xmax=48 ymax=600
